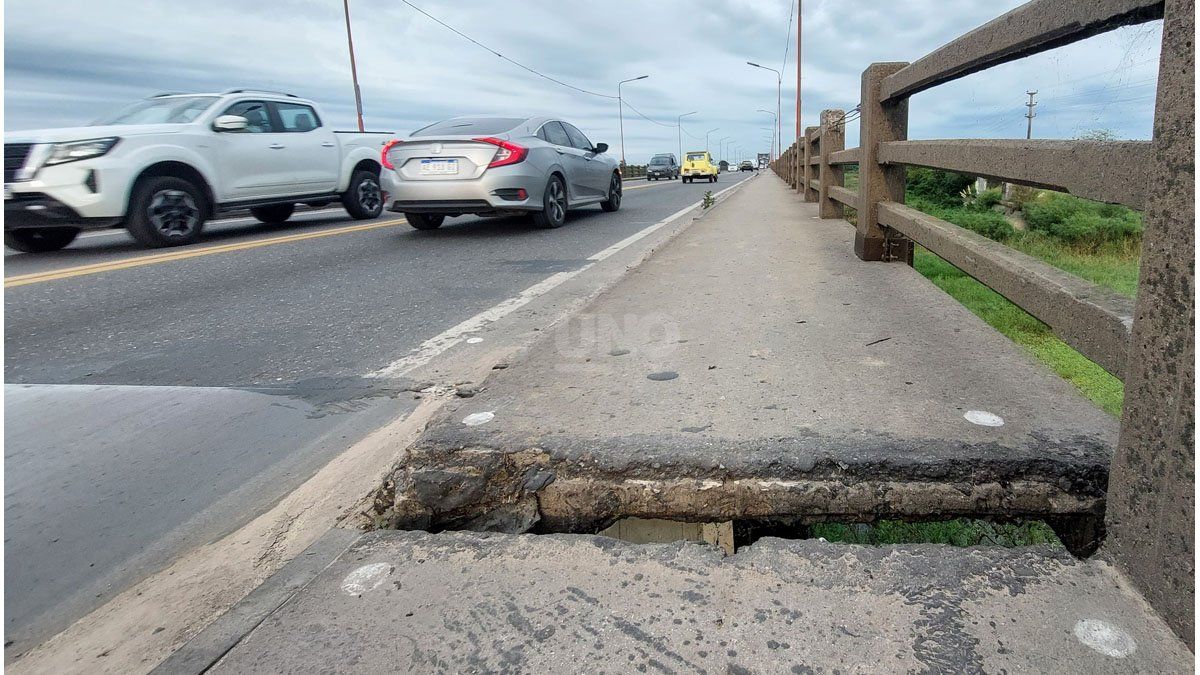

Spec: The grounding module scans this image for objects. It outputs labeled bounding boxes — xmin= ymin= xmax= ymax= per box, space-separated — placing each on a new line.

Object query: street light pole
xmin=757 ymin=109 xmax=777 ymax=159
xmin=747 ymin=62 xmax=782 ymax=160
xmin=618 ymin=75 xmax=649 ymax=167
xmin=718 ymin=136 xmax=731 ymax=164
xmin=342 ymin=0 xmax=365 ymax=132
xmin=705 ymin=128 xmax=719 ymax=153
xmin=677 ymin=111 xmax=697 ymax=162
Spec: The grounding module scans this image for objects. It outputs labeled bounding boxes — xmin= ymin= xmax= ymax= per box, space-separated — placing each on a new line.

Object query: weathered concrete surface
xmin=879 ymin=0 xmax=1165 ymax=101
xmin=857 ymin=62 xmax=910 ymax=262
xmin=1103 ymin=0 xmax=1195 ymax=647
xmin=879 ymin=139 xmax=1152 ymax=210
xmin=377 ymin=177 xmax=1117 ymax=535
xmin=207 ymin=530 xmax=1193 ymax=673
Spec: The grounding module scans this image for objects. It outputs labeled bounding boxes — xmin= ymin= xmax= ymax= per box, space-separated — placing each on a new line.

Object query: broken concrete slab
xmin=206 ymin=530 xmax=1192 ymax=673
xmin=375 ymin=177 xmax=1116 ymax=536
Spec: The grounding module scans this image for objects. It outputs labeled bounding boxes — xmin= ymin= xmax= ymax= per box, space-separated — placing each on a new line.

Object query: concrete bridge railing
xmin=772 ymin=0 xmax=1194 ymax=646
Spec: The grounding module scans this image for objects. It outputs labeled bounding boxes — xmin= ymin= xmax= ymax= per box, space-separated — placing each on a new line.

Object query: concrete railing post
xmin=856 ymin=62 xmax=911 ymax=262
xmin=1103 ymin=0 xmax=1195 ymax=647
xmin=793 ymin=141 xmax=801 ymax=192
xmin=818 ymin=109 xmax=845 ymax=219
xmin=802 ymin=126 xmax=818 ymax=202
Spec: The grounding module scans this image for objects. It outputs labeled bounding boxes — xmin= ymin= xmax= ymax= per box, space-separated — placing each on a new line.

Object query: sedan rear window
xmin=411 ymin=117 xmax=526 ymax=137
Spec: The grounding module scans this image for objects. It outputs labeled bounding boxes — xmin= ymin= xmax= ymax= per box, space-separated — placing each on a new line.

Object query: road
xmin=3 ymin=171 xmax=754 ymax=656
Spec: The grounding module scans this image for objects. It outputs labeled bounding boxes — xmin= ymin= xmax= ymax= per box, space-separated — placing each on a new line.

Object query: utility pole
xmin=796 ymin=1 xmax=802 ymax=147
xmin=705 ymin=128 xmax=719 ymax=153
xmin=342 ymin=0 xmax=365 ymax=131
xmin=1025 ymin=90 xmax=1037 ymax=139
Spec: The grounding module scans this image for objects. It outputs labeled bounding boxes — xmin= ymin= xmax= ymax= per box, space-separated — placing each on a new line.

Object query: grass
xmin=914 ymin=247 xmax=1127 ymax=416
xmin=810 ymin=519 xmax=1061 ymax=547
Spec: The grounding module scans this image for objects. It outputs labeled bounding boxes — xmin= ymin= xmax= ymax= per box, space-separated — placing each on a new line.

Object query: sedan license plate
xmin=420 ymin=159 xmax=459 ymax=176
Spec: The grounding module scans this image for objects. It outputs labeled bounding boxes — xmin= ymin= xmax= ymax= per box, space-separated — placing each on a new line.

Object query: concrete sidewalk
xmin=159 ymin=175 xmax=1191 ymax=673
xmin=382 ymin=172 xmax=1115 ymax=537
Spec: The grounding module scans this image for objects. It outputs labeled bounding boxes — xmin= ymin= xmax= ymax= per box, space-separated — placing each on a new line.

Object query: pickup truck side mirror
xmin=592 ymin=142 xmax=608 ymax=154
xmin=212 ymin=115 xmax=249 ymax=132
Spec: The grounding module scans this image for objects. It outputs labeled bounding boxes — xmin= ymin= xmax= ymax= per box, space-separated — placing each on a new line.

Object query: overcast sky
xmin=4 ymin=1 xmax=1162 ymax=162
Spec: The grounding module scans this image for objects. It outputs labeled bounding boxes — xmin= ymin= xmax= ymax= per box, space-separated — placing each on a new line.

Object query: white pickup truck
xmin=4 ymin=89 xmax=392 ymax=251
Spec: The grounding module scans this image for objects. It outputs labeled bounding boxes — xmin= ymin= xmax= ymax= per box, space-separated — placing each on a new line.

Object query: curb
xmin=149 ymin=529 xmax=359 ymax=675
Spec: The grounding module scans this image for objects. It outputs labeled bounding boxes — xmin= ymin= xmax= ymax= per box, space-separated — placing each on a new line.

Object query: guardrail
xmin=621 ymin=164 xmax=648 ymax=178
xmin=771 ymin=0 xmax=1193 ymax=644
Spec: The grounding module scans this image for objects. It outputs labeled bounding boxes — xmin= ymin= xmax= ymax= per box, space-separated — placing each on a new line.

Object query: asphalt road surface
xmin=3 ymin=171 xmax=754 ymax=655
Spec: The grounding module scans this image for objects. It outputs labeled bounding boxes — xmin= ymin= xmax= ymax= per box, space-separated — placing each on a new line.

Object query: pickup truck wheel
xmin=600 ymin=173 xmax=622 ymax=212
xmin=530 ymin=175 xmax=567 ymax=229
xmin=4 ymin=227 xmax=80 ymax=253
xmin=250 ymin=204 xmax=295 ymax=224
xmin=125 ymin=176 xmax=206 ymax=248
xmin=342 ymin=170 xmax=384 ymax=220
xmin=406 ymin=213 xmax=445 ymax=230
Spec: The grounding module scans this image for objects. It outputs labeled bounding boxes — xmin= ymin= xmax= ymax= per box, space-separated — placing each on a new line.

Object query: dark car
xmin=739 ymin=160 xmax=754 ymax=172
xmin=646 ymin=154 xmax=679 ymax=181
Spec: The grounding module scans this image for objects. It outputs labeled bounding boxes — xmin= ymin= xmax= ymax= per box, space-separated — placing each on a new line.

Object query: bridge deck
xmin=384 ymin=175 xmax=1117 ymax=534
xmin=388 ymin=172 xmax=1118 ymax=530
xmin=202 ymin=529 xmax=1191 ymax=673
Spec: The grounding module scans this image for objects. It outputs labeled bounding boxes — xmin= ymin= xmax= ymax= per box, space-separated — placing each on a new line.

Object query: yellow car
xmin=681 ymin=150 xmax=718 ymax=183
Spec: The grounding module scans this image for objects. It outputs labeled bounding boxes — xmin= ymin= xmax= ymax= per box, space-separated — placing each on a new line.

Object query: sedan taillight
xmin=474 ymin=137 xmax=528 ymax=169
xmin=380 ymin=139 xmax=402 ymax=170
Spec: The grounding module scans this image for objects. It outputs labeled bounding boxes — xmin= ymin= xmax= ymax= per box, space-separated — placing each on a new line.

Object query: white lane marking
xmin=368 ymin=177 xmax=751 ymax=379
xmin=341 ymin=562 xmax=393 ymax=596
xmin=76 ymin=208 xmax=346 ymax=240
xmin=1074 ymin=619 xmax=1136 ymax=658
xmin=964 ymin=410 xmax=1005 ymax=427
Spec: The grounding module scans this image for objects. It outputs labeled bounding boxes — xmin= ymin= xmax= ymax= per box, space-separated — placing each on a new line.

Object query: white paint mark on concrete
xmin=341 ymin=562 xmax=392 ymax=596
xmin=367 ymin=178 xmax=752 ymax=379
xmin=466 ymin=337 xmax=484 ymax=344
xmin=964 ymin=410 xmax=1004 ymax=427
xmin=462 ymin=411 xmax=495 ymax=426
xmin=1074 ymin=619 xmax=1136 ymax=658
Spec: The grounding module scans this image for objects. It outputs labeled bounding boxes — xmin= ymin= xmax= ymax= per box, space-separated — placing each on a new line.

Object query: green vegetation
xmin=810 ymin=519 xmax=1061 ymax=548
xmin=836 ymin=166 xmax=1139 ymax=416
xmin=914 ymin=248 xmax=1127 ymax=416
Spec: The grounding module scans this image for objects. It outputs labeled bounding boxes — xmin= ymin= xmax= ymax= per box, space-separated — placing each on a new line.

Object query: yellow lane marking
xmin=5 ymin=218 xmax=406 ymax=288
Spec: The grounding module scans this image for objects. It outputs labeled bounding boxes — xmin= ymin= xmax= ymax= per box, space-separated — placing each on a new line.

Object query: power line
xmin=780 ymin=0 xmax=796 ymax=76
xmin=621 ymin=99 xmax=676 ymax=128
xmin=399 ymin=0 xmax=617 ymax=100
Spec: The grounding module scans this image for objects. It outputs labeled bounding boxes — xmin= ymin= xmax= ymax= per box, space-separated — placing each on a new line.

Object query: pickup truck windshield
xmin=95 ymin=96 xmax=219 ymax=125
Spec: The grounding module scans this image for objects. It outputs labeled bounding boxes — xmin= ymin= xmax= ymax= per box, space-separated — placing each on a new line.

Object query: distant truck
xmin=4 ymin=90 xmax=391 ymax=252
xmin=757 ymin=153 xmax=770 ymax=169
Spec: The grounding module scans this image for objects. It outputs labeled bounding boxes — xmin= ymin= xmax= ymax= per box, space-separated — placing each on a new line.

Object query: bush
xmin=1023 ymin=192 xmax=1142 ymax=248
xmin=949 ymin=210 xmax=1015 ymax=240
xmin=907 ymin=195 xmax=1014 ymax=242
xmin=975 ymin=187 xmax=1003 ymax=210
xmin=907 ymin=167 xmax=975 ymax=208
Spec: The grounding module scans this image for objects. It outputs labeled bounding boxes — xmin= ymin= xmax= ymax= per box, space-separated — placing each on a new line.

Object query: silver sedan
xmin=381 ymin=115 xmax=622 ymax=230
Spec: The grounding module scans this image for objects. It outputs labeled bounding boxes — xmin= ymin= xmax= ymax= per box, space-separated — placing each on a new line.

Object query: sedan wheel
xmin=531 ymin=176 xmax=567 ymax=229
xmin=600 ymin=173 xmax=622 ymax=212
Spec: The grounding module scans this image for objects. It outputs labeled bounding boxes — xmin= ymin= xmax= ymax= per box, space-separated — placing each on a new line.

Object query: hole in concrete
xmin=595 ymin=517 xmax=1065 ymax=555
xmin=733 ymin=518 xmax=1065 ymax=551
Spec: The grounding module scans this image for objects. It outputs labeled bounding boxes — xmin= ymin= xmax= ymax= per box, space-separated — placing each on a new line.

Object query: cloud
xmin=5 ymin=0 xmax=1162 ymax=162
